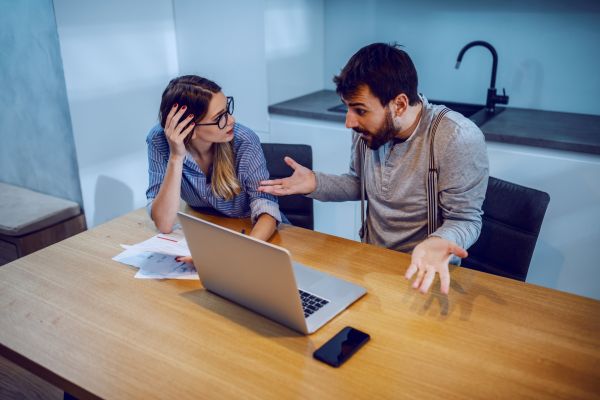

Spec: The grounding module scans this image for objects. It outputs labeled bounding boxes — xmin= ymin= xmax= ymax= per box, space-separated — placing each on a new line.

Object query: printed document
xmin=112 ymin=228 xmax=198 ymax=280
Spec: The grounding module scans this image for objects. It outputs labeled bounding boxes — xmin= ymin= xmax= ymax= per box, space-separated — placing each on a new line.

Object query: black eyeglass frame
xmin=194 ymin=96 xmax=234 ymax=129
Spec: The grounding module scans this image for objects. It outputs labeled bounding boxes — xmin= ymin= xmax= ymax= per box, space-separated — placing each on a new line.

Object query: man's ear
xmin=391 ymin=93 xmax=409 ymax=117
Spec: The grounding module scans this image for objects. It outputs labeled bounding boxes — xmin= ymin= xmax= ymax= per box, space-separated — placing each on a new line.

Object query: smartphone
xmin=313 ymin=326 xmax=370 ymax=367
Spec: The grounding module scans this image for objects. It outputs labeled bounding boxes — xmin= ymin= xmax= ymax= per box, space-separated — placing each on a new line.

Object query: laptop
xmin=177 ymin=212 xmax=366 ymax=334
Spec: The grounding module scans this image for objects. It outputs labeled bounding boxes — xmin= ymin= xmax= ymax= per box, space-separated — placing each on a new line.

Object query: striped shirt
xmin=146 ymin=123 xmax=281 ymax=224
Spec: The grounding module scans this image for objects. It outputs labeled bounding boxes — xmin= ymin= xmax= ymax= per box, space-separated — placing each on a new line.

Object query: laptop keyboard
xmin=299 ymin=289 xmax=329 ymax=318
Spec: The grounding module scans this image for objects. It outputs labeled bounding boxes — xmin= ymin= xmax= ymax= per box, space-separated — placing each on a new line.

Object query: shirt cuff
xmin=306 ymin=171 xmax=324 ymax=199
xmin=250 ymin=198 xmax=282 ymax=225
xmin=146 ymin=199 xmax=154 ymax=217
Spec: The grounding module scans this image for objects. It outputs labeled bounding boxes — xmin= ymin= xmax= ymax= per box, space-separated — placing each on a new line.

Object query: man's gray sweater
xmin=309 ymin=97 xmax=489 ymax=255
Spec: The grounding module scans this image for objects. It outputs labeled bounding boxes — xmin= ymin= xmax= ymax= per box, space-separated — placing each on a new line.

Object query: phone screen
xmin=313 ymin=326 xmax=370 ymax=367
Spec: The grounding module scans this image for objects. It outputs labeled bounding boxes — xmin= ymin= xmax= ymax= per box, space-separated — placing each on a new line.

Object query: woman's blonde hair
xmin=211 ymin=140 xmax=241 ymax=200
xmin=159 ymin=75 xmax=241 ymax=200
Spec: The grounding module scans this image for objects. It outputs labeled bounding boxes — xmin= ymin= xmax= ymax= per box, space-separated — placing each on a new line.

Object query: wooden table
xmin=1 ymin=208 xmax=599 ymax=399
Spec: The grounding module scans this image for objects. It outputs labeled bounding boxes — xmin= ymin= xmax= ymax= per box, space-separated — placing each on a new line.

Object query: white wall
xmin=265 ymin=0 xmax=325 ymax=105
xmin=173 ymin=0 xmax=270 ymax=140
xmin=54 ymin=0 xmax=179 ymax=227
xmin=324 ymin=0 xmax=600 ymax=115
xmin=53 ymin=0 xmax=324 ymax=228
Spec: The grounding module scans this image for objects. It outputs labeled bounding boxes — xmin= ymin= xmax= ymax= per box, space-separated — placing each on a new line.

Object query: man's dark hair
xmin=333 ymin=42 xmax=419 ymax=106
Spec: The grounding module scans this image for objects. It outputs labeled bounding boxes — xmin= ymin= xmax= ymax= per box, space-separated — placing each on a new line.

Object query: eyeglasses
xmin=195 ymin=96 xmax=234 ymax=129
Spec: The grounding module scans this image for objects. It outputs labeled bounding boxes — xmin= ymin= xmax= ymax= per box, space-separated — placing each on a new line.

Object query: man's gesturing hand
xmin=258 ymin=157 xmax=316 ymax=196
xmin=405 ymin=236 xmax=468 ymax=295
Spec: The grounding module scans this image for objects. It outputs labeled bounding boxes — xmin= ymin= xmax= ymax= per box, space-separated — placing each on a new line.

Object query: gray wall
xmin=324 ymin=0 xmax=600 ymax=115
xmin=266 ymin=0 xmax=325 ymax=105
xmin=173 ymin=0 xmax=270 ymax=136
xmin=0 ymin=0 xmax=82 ymax=205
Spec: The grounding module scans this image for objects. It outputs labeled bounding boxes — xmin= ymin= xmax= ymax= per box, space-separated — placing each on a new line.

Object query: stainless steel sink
xmin=327 ymin=100 xmax=504 ymax=127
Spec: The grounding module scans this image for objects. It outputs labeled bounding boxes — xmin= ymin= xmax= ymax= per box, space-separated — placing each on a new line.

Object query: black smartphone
xmin=313 ymin=326 xmax=370 ymax=367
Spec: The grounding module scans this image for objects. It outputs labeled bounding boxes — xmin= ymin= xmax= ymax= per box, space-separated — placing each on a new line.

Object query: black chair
xmin=261 ymin=143 xmax=314 ymax=230
xmin=461 ymin=177 xmax=550 ymax=281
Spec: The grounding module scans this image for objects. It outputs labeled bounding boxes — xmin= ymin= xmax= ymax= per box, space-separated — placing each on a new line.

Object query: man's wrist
xmin=309 ymin=170 xmax=318 ymax=194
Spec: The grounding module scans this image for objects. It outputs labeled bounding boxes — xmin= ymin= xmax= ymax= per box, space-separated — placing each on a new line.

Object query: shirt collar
xmin=387 ymin=94 xmax=430 ymax=148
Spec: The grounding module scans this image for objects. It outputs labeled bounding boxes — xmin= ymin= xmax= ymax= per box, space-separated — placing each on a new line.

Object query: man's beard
xmin=355 ymin=109 xmax=397 ymax=150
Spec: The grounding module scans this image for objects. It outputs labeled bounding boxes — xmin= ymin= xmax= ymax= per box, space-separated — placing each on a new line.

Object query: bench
xmin=0 ymin=182 xmax=86 ymax=266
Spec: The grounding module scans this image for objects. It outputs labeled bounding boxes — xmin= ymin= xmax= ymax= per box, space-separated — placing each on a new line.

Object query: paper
xmin=112 ymin=229 xmax=198 ymax=280
xmin=128 ymin=228 xmax=190 ymax=257
xmin=134 ymin=252 xmax=198 ymax=280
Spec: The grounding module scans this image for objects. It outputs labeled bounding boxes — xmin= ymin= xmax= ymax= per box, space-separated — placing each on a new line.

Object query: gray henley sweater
xmin=309 ymin=96 xmax=489 ymax=256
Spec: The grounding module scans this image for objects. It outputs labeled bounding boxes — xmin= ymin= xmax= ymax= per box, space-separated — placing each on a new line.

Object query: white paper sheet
xmin=112 ymin=229 xmax=197 ymax=280
xmin=127 ymin=228 xmax=191 ymax=257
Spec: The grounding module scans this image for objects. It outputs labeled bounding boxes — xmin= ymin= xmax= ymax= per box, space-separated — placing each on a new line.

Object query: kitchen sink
xmin=327 ymin=100 xmax=504 ymax=127
xmin=428 ymin=100 xmax=505 ymax=126
xmin=428 ymin=100 xmax=484 ymax=117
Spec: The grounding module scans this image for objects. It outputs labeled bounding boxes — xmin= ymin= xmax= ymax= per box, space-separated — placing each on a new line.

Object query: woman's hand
xmin=150 ymin=104 xmax=194 ymax=233
xmin=176 ymin=256 xmax=193 ymax=265
xmin=164 ymin=104 xmax=195 ymax=159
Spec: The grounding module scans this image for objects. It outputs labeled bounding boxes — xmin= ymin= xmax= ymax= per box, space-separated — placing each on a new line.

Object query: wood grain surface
xmin=1 ymin=208 xmax=599 ymax=399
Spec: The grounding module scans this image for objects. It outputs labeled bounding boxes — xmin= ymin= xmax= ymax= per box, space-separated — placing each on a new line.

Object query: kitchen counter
xmin=268 ymin=90 xmax=600 ymax=155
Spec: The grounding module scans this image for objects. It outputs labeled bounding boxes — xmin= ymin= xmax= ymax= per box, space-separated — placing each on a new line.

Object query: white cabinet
xmin=268 ymin=115 xmax=362 ymax=241
xmin=487 ymin=142 xmax=600 ymax=300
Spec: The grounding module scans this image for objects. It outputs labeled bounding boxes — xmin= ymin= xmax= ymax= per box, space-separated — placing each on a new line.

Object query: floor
xmin=0 ymin=355 xmax=62 ymax=400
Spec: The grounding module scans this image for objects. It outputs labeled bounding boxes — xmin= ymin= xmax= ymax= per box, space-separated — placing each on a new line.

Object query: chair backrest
xmin=261 ymin=143 xmax=314 ymax=230
xmin=461 ymin=176 xmax=550 ymax=281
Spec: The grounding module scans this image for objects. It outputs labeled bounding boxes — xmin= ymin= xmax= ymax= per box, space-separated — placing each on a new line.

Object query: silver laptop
xmin=177 ymin=212 xmax=366 ymax=334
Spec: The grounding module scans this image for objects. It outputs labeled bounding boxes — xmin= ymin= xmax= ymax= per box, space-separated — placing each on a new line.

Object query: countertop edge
xmin=269 ymin=91 xmax=600 ymax=156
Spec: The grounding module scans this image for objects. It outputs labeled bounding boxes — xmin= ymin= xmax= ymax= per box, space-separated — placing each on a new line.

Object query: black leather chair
xmin=261 ymin=143 xmax=314 ymax=230
xmin=461 ymin=177 xmax=550 ymax=281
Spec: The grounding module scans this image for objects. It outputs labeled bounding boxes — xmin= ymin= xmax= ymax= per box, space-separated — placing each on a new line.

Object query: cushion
xmin=0 ymin=182 xmax=81 ymax=236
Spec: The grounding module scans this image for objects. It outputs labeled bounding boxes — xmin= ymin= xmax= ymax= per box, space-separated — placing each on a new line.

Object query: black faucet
xmin=456 ymin=40 xmax=509 ymax=112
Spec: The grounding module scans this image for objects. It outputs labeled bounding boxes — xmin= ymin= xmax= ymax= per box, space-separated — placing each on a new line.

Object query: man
xmin=259 ymin=43 xmax=488 ymax=295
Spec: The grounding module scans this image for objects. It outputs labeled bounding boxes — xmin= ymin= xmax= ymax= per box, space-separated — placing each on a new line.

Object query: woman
xmin=146 ymin=75 xmax=281 ymax=247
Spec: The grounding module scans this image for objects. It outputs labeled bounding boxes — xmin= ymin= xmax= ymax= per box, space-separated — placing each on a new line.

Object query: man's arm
xmin=406 ymin=117 xmax=488 ymax=294
xmin=308 ymin=132 xmax=364 ymax=201
xmin=259 ymin=132 xmax=364 ymax=202
xmin=430 ymin=118 xmax=489 ymax=251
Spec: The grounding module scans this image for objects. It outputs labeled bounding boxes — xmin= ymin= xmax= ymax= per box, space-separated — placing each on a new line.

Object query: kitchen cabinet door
xmin=487 ymin=141 xmax=600 ymax=300
xmin=268 ymin=115 xmax=361 ymax=241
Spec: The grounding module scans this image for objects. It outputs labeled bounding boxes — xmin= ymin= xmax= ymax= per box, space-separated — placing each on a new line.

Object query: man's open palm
xmin=258 ymin=157 xmax=316 ymax=196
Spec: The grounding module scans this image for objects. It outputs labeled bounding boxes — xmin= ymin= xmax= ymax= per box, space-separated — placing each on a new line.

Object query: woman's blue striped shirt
xmin=146 ymin=123 xmax=281 ymax=224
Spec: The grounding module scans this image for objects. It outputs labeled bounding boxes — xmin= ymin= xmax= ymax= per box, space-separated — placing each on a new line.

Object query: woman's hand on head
xmin=165 ymin=104 xmax=195 ymax=159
